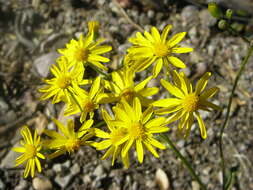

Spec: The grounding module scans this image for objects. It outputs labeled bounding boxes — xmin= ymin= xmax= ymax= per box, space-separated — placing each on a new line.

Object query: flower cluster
xmin=12 ymin=21 xmax=221 ymax=178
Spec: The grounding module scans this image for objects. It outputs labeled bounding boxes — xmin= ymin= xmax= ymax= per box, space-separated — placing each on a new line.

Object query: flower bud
xmin=88 ymin=21 xmax=100 ymax=39
xmin=225 ymin=9 xmax=233 ymax=19
xmin=218 ymin=20 xmax=227 ymax=30
xmin=208 ymin=2 xmax=223 ymax=19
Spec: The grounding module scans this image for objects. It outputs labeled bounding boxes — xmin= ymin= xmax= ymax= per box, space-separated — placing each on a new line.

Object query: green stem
xmin=159 ymin=134 xmax=207 ymax=190
xmin=89 ymin=64 xmax=111 ymax=79
xmin=68 ymin=89 xmax=83 ymax=112
xmin=93 ymin=121 xmax=106 ymax=128
xmin=219 ymin=44 xmax=253 ymax=189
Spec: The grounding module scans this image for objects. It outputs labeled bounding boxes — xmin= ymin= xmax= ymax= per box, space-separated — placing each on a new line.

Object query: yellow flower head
xmin=58 ymin=30 xmax=112 ymax=71
xmin=12 ymin=126 xmax=45 ymax=178
xmin=127 ymin=24 xmax=193 ymax=77
xmin=101 ymin=67 xmax=159 ymax=106
xmin=43 ymin=118 xmax=94 ymax=159
xmin=93 ymin=109 xmax=129 ymax=167
xmin=64 ymin=77 xmax=104 ymax=122
xmin=153 ymin=71 xmax=222 ymax=139
xmin=39 ymin=57 xmax=90 ymax=104
xmin=94 ymin=97 xmax=169 ymax=167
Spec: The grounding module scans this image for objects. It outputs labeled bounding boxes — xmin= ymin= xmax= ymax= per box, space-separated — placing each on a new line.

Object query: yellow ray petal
xmin=153 ymin=98 xmax=181 ymax=108
xmin=195 ymin=111 xmax=207 ymax=139
xmin=167 ymin=32 xmax=186 ymax=47
xmin=172 ymin=47 xmax=193 ymax=53
xmin=195 ymin=72 xmax=211 ymax=95
xmin=152 ymin=58 xmax=163 ymax=78
xmin=161 ymin=24 xmax=172 ymax=43
xmin=136 ymin=139 xmax=144 ymax=163
xmin=168 ymin=56 xmax=186 ymax=68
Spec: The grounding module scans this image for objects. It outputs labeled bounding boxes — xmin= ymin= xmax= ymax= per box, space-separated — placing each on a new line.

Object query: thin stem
xmin=89 ymin=64 xmax=111 ymax=79
xmin=159 ymin=134 xmax=207 ymax=190
xmin=68 ymin=89 xmax=83 ymax=112
xmin=219 ymin=44 xmax=253 ymax=189
xmin=93 ymin=121 xmax=106 ymax=128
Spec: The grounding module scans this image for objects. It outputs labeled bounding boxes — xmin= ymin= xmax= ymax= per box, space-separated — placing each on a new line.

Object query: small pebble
xmin=33 ymin=177 xmax=52 ymax=190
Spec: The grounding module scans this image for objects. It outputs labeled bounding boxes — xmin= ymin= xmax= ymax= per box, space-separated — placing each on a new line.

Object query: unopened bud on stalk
xmin=218 ymin=20 xmax=227 ymax=30
xmin=208 ymin=2 xmax=223 ymax=19
xmin=226 ymin=9 xmax=233 ymax=19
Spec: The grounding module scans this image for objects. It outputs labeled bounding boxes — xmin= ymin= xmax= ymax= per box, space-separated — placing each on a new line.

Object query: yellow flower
xmin=93 ymin=109 xmax=129 ymax=167
xmin=58 ymin=30 xmax=112 ymax=71
xmin=12 ymin=126 xmax=45 ymax=178
xmin=94 ymin=97 xmax=169 ymax=167
xmin=64 ymin=77 xmax=104 ymax=122
xmin=39 ymin=57 xmax=90 ymax=104
xmin=127 ymin=24 xmax=193 ymax=77
xmin=101 ymin=67 xmax=159 ymax=106
xmin=153 ymin=71 xmax=222 ymax=139
xmin=43 ymin=118 xmax=94 ymax=159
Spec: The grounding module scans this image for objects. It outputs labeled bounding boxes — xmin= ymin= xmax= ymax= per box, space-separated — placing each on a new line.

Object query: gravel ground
xmin=0 ymin=0 xmax=253 ymax=190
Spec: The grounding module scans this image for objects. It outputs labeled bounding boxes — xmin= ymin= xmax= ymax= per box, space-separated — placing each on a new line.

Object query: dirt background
xmin=0 ymin=0 xmax=253 ymax=190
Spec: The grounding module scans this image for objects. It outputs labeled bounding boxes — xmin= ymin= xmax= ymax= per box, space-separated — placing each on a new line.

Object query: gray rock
xmin=15 ymin=179 xmax=28 ymax=190
xmin=191 ymin=181 xmax=200 ymax=190
xmin=82 ymin=175 xmax=91 ymax=184
xmin=139 ymin=13 xmax=149 ymax=26
xmin=93 ymin=165 xmax=104 ymax=177
xmin=0 ymin=110 xmax=17 ymax=125
xmin=181 ymin=6 xmax=199 ymax=27
xmin=62 ymin=160 xmax=71 ymax=168
xmin=70 ymin=163 xmax=80 ymax=176
xmin=33 ymin=52 xmax=60 ymax=78
xmin=0 ymin=179 xmax=5 ymax=189
xmin=0 ymin=97 xmax=8 ymax=116
xmin=199 ymin=9 xmax=217 ymax=27
xmin=52 ymin=164 xmax=62 ymax=173
xmin=32 ymin=177 xmax=52 ymax=190
xmin=147 ymin=10 xmax=155 ymax=19
xmin=54 ymin=174 xmax=72 ymax=188
xmin=0 ymin=143 xmax=18 ymax=168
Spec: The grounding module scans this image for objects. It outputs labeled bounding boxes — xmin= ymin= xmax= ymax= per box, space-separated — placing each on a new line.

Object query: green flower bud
xmin=208 ymin=2 xmax=223 ymax=19
xmin=218 ymin=20 xmax=227 ymax=30
xmin=226 ymin=9 xmax=233 ymax=19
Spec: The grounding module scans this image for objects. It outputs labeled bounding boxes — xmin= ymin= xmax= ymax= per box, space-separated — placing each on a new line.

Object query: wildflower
xmin=64 ymin=77 xmax=104 ymax=122
xmin=43 ymin=118 xmax=94 ymax=159
xmin=93 ymin=109 xmax=129 ymax=167
xmin=101 ymin=67 xmax=159 ymax=106
xmin=127 ymin=24 xmax=193 ymax=77
xmin=12 ymin=126 xmax=45 ymax=178
xmin=58 ymin=29 xmax=112 ymax=72
xmin=39 ymin=57 xmax=90 ymax=104
xmin=95 ymin=97 xmax=169 ymax=166
xmin=153 ymin=71 xmax=222 ymax=139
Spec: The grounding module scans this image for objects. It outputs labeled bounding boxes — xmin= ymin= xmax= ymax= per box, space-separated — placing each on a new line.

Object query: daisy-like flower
xmin=101 ymin=66 xmax=159 ymax=106
xmin=12 ymin=126 xmax=45 ymax=178
xmin=153 ymin=70 xmax=222 ymax=139
xmin=39 ymin=57 xmax=90 ymax=104
xmin=64 ymin=77 xmax=105 ymax=122
xmin=95 ymin=97 xmax=169 ymax=166
xmin=58 ymin=29 xmax=112 ymax=72
xmin=93 ymin=109 xmax=129 ymax=167
xmin=43 ymin=118 xmax=94 ymax=159
xmin=127 ymin=24 xmax=193 ymax=77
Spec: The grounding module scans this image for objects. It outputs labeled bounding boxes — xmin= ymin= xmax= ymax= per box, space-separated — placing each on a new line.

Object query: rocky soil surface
xmin=0 ymin=0 xmax=253 ymax=190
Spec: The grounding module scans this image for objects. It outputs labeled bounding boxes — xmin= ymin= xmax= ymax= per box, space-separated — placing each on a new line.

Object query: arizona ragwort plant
xmin=12 ymin=20 xmax=218 ymax=189
xmin=12 ymin=4 xmax=252 ymax=188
